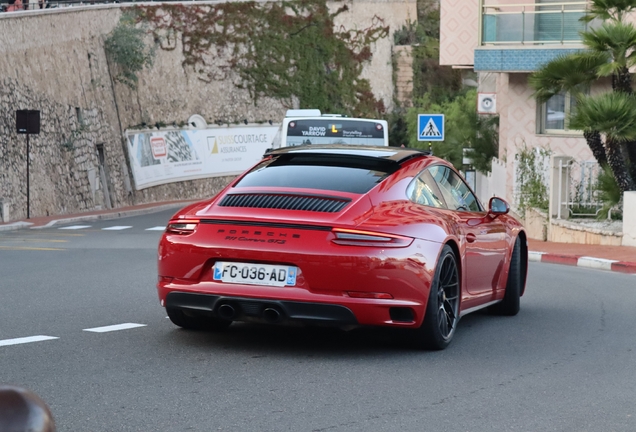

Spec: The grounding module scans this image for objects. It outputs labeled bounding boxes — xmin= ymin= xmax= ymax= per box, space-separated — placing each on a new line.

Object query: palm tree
xmin=529 ymin=0 xmax=636 ymax=192
xmin=529 ymin=53 xmax=608 ymax=166
xmin=570 ymin=92 xmax=636 ymax=191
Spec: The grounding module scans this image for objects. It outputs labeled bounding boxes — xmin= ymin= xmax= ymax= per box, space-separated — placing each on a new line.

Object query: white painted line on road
xmin=83 ymin=323 xmax=147 ymax=333
xmin=577 ymin=256 xmax=618 ymax=271
xmin=101 ymin=226 xmax=132 ymax=231
xmin=528 ymin=251 xmax=545 ymax=262
xmin=145 ymin=226 xmax=166 ymax=231
xmin=0 ymin=335 xmax=59 ymax=347
xmin=58 ymin=225 xmax=91 ymax=230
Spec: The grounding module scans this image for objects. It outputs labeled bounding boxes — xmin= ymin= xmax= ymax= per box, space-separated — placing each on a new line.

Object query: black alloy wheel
xmin=414 ymin=244 xmax=460 ymax=350
xmin=435 ymin=248 xmax=460 ymax=340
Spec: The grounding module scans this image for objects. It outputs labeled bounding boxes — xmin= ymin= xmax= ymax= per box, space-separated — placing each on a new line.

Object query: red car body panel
xmin=157 ymin=146 xmax=527 ymax=329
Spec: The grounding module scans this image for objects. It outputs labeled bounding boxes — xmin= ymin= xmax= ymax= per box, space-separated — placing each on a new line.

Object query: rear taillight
xmin=166 ymin=219 xmax=199 ymax=235
xmin=331 ymin=228 xmax=413 ymax=248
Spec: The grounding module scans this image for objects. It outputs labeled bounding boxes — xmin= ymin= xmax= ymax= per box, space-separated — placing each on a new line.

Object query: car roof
xmin=266 ymin=144 xmax=431 ymax=165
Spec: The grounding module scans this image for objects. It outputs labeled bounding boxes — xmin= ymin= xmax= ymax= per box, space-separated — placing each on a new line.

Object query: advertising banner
xmin=125 ymin=125 xmax=279 ymax=190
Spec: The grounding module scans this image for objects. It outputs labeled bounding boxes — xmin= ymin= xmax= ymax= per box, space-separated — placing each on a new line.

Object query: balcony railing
xmin=481 ymin=1 xmax=598 ymax=45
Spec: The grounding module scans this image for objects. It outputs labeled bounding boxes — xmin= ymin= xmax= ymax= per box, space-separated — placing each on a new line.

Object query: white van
xmin=271 ymin=109 xmax=389 ymax=148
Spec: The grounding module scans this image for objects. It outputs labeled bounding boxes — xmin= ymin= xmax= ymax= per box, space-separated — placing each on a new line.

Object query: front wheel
xmin=167 ymin=308 xmax=232 ymax=331
xmin=412 ymin=244 xmax=460 ymax=350
xmin=491 ymin=237 xmax=522 ymax=316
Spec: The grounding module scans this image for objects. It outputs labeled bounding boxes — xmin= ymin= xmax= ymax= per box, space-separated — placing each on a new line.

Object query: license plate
xmin=213 ymin=262 xmax=297 ymax=287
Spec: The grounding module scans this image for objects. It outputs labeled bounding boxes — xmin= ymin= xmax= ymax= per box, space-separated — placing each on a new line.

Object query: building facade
xmin=440 ymin=0 xmax=598 ymax=205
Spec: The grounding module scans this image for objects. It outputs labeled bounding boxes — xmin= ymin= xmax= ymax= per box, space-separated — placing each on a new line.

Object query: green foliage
xmin=515 ymin=145 xmax=552 ymax=213
xmin=596 ymin=164 xmax=623 ymax=219
xmin=530 ymin=0 xmax=636 ymax=191
xmin=570 ymin=92 xmax=636 ymax=140
xmin=389 ymin=0 xmax=468 ymax=157
xmin=136 ymin=1 xmax=388 ymax=117
xmin=387 ymin=110 xmax=409 ymax=147
xmin=581 ymin=0 xmax=636 ymax=23
xmin=390 ymin=0 xmax=462 ymax=104
xmin=412 ymin=43 xmax=463 ymax=105
xmin=105 ymin=13 xmax=155 ymax=89
xmin=580 ymin=21 xmax=636 ymax=76
xmin=405 ymin=90 xmax=498 ymax=173
xmin=393 ymin=20 xmax=426 ymax=45
xmin=61 ymin=124 xmax=89 ymax=152
xmin=528 ymin=53 xmax=605 ymax=103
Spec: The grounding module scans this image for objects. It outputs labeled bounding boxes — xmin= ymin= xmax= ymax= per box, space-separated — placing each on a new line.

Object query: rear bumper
xmin=159 ymin=284 xmax=426 ymax=327
xmin=166 ymin=291 xmax=359 ymax=325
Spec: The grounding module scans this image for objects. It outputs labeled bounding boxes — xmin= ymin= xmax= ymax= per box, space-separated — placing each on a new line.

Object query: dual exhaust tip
xmin=216 ymin=303 xmax=283 ymax=323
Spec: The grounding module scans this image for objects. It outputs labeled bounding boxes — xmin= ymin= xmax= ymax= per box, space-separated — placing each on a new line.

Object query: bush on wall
xmin=133 ymin=1 xmax=389 ymax=118
xmin=104 ymin=13 xmax=155 ymax=89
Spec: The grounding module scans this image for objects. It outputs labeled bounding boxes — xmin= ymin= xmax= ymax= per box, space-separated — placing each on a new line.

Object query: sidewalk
xmin=1 ymin=200 xmax=635 ymax=273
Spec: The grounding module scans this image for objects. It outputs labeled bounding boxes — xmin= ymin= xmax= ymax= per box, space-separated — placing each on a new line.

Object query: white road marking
xmin=58 ymin=225 xmax=91 ymax=230
xmin=0 ymin=335 xmax=59 ymax=347
xmin=83 ymin=323 xmax=147 ymax=333
xmin=145 ymin=226 xmax=166 ymax=231
xmin=101 ymin=226 xmax=132 ymax=231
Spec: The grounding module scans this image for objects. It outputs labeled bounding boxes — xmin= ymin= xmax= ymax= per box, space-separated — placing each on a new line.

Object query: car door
xmin=429 ymin=165 xmax=508 ymax=297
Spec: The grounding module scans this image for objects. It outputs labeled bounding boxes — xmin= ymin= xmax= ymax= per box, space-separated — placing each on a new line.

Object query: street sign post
xmin=16 ymin=110 xmax=41 ymax=219
xmin=417 ymin=114 xmax=444 ymax=142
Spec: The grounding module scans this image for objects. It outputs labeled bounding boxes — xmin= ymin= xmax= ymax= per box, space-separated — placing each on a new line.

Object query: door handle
xmin=466 ymin=233 xmax=476 ymax=243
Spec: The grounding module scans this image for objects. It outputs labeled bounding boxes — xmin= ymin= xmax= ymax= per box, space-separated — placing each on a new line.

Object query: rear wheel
xmin=491 ymin=237 xmax=522 ymax=316
xmin=166 ymin=308 xmax=232 ymax=331
xmin=413 ymin=245 xmax=460 ymax=350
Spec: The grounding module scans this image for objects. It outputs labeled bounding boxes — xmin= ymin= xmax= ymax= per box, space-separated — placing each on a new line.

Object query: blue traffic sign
xmin=417 ymin=114 xmax=445 ymax=142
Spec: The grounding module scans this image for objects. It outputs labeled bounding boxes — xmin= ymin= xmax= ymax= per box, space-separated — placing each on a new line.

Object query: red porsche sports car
xmin=157 ymin=145 xmax=527 ymax=349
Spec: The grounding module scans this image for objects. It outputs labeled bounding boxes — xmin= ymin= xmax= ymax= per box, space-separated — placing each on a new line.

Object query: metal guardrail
xmin=556 ymin=159 xmax=609 ymax=219
xmin=1 ymin=0 xmax=119 ymax=12
xmin=481 ymin=1 xmax=598 ymax=45
xmin=1 ymin=0 xmax=201 ymax=12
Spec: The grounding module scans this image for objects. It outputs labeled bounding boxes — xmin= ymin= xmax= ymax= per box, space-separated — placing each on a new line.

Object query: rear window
xmin=234 ymin=154 xmax=397 ymax=194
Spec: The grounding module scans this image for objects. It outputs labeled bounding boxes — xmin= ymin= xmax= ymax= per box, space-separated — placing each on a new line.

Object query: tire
xmin=491 ymin=237 xmax=522 ymax=316
xmin=412 ymin=245 xmax=460 ymax=350
xmin=166 ymin=307 xmax=232 ymax=331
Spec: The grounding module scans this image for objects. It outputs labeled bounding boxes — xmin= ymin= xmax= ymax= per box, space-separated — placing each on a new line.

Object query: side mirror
xmin=488 ymin=197 xmax=509 ymax=216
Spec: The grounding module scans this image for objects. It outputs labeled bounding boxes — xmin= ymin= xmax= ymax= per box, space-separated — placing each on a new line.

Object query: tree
xmin=406 ymin=90 xmax=498 ymax=173
xmin=529 ymin=0 xmax=636 ymax=192
xmin=569 ymin=92 xmax=636 ymax=191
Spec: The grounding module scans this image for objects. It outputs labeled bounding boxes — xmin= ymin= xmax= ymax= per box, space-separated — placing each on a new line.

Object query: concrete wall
xmin=549 ymin=219 xmax=623 ymax=246
xmin=623 ymin=191 xmax=636 ymax=247
xmin=439 ymin=0 xmax=478 ymax=66
xmin=0 ymin=0 xmax=414 ymax=221
xmin=333 ymin=0 xmax=417 ymax=110
xmin=524 ymin=207 xmax=548 ymax=241
xmin=394 ymin=45 xmax=413 ymax=107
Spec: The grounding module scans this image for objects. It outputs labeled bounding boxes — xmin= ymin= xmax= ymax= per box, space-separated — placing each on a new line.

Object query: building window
xmin=540 ymin=92 xmax=580 ymax=134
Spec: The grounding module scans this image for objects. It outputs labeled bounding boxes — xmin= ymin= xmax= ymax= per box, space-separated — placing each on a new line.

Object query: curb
xmin=0 ymin=221 xmax=34 ymax=232
xmin=529 ymin=251 xmax=636 ymax=274
xmin=0 ymin=202 xmax=192 ymax=232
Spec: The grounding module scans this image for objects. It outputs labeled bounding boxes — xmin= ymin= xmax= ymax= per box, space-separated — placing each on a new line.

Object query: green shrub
xmin=105 ymin=14 xmax=155 ymax=89
xmin=596 ymin=165 xmax=623 ymax=220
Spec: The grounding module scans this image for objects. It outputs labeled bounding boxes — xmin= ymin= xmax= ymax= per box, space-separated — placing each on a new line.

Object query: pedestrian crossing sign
xmin=417 ymin=114 xmax=444 ymax=142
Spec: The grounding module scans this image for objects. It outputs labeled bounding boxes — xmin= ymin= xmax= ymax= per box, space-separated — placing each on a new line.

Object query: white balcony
xmin=480 ymin=1 xmax=597 ymax=46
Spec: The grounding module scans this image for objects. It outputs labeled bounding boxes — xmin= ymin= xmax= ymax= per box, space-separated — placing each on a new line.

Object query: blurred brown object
xmin=0 ymin=386 xmax=55 ymax=432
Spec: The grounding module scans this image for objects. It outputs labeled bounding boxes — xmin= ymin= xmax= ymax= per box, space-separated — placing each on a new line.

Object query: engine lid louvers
xmin=219 ymin=193 xmax=350 ymax=213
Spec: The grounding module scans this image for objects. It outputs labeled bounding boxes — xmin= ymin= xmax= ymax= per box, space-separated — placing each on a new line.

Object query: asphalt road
xmin=1 ymin=209 xmax=635 ymax=431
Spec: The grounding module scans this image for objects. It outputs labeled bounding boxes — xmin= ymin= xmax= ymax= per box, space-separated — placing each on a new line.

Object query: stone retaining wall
xmin=0 ymin=1 xmax=416 ymax=222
